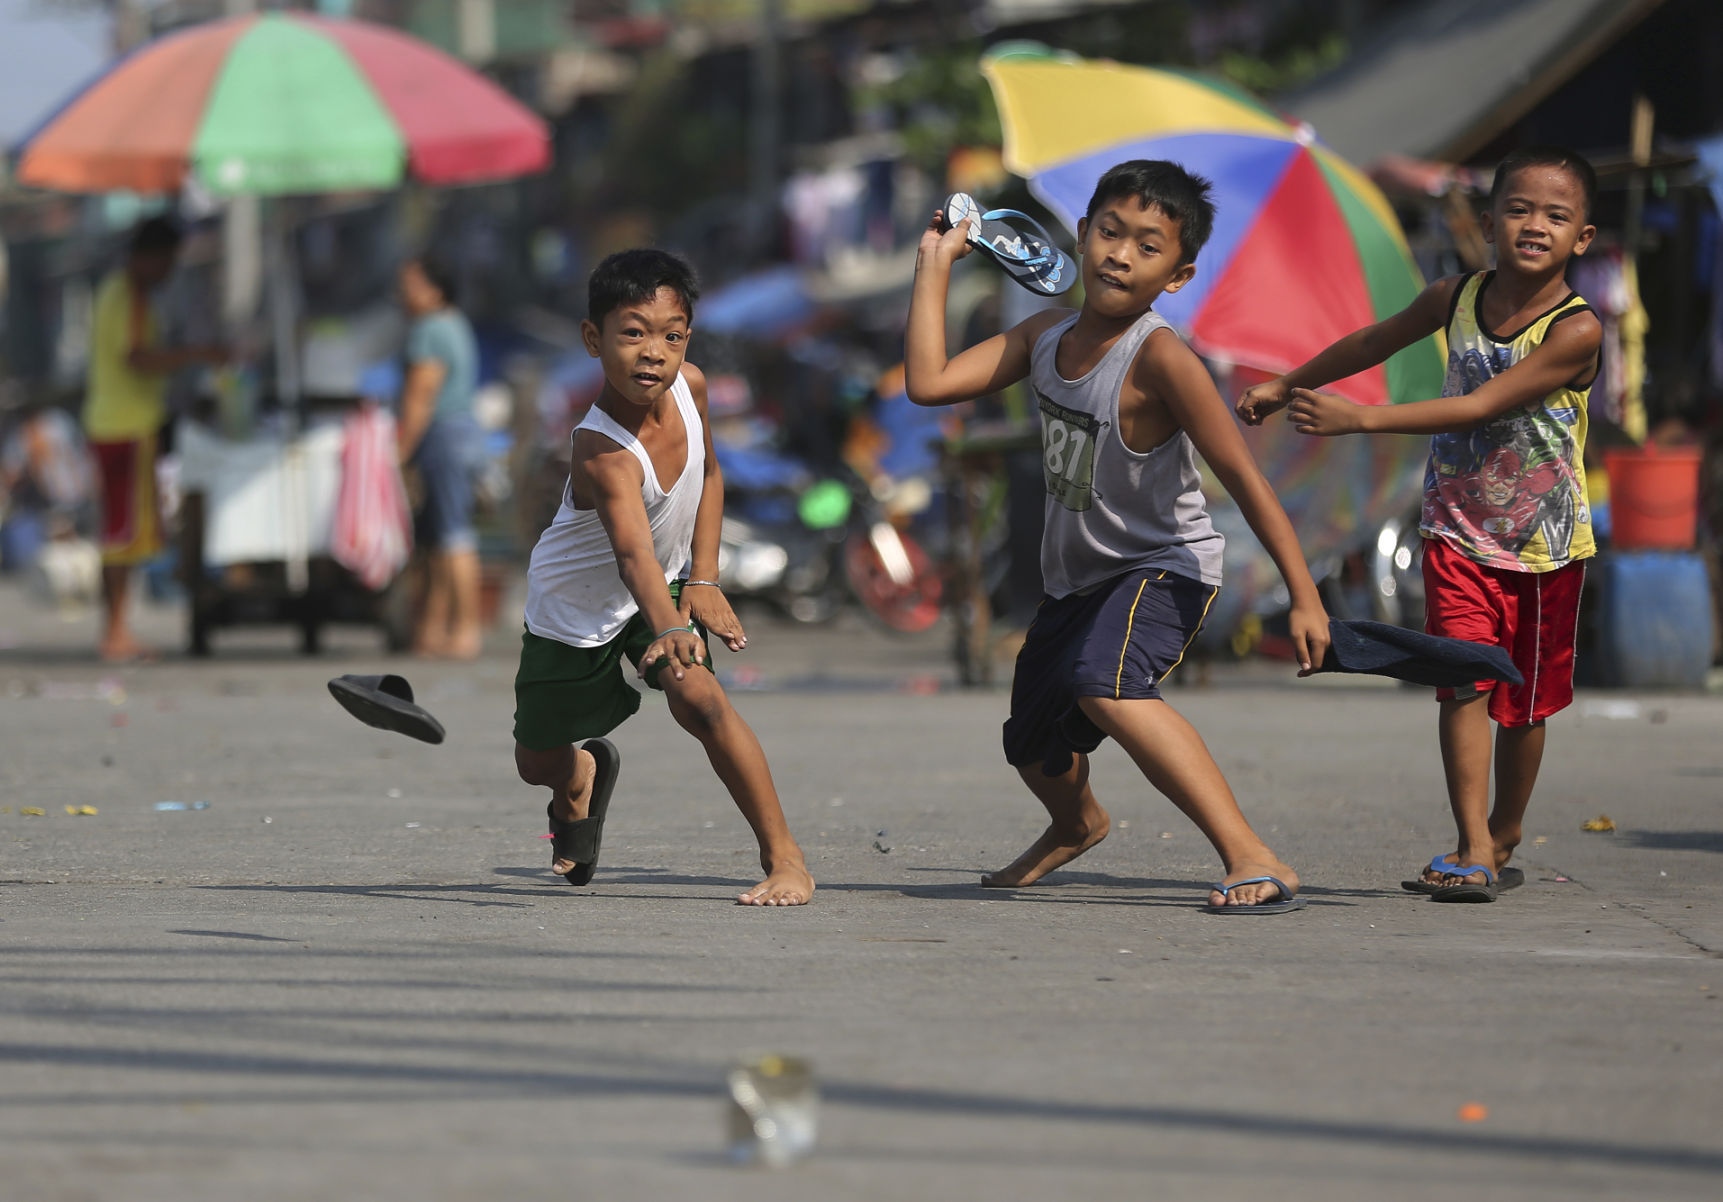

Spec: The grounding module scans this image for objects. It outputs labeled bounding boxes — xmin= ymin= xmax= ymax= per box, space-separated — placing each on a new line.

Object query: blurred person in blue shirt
xmin=397 ymin=255 xmax=482 ymax=659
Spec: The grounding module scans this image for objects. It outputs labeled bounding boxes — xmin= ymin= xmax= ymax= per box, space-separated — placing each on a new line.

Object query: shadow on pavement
xmin=0 ymin=1038 xmax=1719 ymax=1176
xmin=1619 ymin=829 xmax=1723 ymax=854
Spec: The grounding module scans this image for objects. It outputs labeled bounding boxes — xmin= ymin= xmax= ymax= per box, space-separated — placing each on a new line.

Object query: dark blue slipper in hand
xmin=943 ymin=192 xmax=1075 ymax=296
xmin=1312 ymin=619 xmax=1523 ymax=689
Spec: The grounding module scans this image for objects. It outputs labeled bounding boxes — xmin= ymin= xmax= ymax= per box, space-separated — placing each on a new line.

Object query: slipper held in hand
xmin=327 ymin=674 xmax=445 ymax=745
xmin=943 ymin=192 xmax=1075 ymax=296
xmin=1312 ymin=619 xmax=1523 ymax=689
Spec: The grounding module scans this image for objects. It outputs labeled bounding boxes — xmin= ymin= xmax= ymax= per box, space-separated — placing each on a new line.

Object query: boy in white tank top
xmin=906 ymin=161 xmax=1330 ymax=912
xmin=513 ymin=250 xmax=812 ymax=906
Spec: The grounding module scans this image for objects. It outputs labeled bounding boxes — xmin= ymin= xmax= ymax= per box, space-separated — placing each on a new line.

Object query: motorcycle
xmin=715 ymin=440 xmax=942 ymax=632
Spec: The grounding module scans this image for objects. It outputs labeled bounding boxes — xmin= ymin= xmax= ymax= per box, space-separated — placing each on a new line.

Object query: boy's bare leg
xmin=1423 ymin=693 xmax=1497 ymax=886
xmin=516 ymin=742 xmax=596 ymax=876
xmin=981 ymin=753 xmax=1110 ymax=887
xmin=662 ymin=672 xmax=813 ymax=906
xmin=1487 ymin=720 xmax=1545 ymax=869
xmin=1077 ymin=695 xmax=1296 ymax=907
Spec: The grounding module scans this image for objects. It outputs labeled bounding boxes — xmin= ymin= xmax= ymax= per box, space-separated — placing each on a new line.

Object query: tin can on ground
xmin=726 ymin=1054 xmax=817 ymax=1167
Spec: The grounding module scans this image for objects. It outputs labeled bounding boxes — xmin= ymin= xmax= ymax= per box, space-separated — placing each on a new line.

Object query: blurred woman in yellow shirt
xmin=84 ymin=217 xmax=224 ymax=662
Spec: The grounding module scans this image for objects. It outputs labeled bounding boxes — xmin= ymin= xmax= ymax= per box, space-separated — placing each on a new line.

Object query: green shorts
xmin=513 ymin=585 xmax=712 ymax=752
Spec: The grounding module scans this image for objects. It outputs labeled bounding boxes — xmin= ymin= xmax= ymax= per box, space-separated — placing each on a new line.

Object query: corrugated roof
xmin=1281 ymin=0 xmax=1663 ymax=164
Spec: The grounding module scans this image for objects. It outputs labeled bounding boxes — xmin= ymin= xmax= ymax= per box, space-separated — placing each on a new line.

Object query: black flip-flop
xmin=942 ymin=192 xmax=1075 ymax=296
xmin=1203 ymin=874 xmax=1306 ymax=915
xmin=546 ymin=737 xmax=621 ymax=887
xmin=327 ymin=674 xmax=445 ymax=745
xmin=1402 ymin=855 xmax=1524 ymax=895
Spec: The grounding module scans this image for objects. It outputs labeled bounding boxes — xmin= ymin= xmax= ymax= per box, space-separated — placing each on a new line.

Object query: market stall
xmin=14 ymin=10 xmax=549 ymax=654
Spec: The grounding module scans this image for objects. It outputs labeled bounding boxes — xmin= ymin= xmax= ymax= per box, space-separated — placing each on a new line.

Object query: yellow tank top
xmin=1419 ymin=271 xmax=1596 ymax=572
xmin=83 ymin=271 xmax=167 ymax=442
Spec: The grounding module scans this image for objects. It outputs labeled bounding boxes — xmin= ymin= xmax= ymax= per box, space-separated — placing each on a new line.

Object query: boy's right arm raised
xmin=904 ymin=211 xmax=1050 ymax=406
xmin=1236 ymin=275 xmax=1460 ymax=425
xmin=581 ymin=440 xmax=706 ymax=681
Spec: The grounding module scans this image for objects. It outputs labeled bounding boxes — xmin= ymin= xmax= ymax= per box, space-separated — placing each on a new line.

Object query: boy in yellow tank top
xmin=1237 ymin=148 xmax=1603 ymax=903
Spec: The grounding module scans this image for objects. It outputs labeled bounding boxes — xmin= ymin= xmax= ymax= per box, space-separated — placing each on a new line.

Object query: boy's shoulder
xmin=1128 ymin=314 xmax=1202 ymax=392
xmin=1011 ymin=307 xmax=1074 ymax=352
xmin=679 ymin=361 xmax=708 ymax=407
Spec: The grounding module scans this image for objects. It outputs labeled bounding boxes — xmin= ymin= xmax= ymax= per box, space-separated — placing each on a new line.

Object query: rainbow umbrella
xmin=982 ymin=45 xmax=1441 ymax=407
xmin=982 ymin=47 xmax=1444 ymax=638
xmin=14 ymin=11 xmax=548 ymax=195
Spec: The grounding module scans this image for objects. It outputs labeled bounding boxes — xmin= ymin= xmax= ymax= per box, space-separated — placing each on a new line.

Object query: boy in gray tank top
xmin=906 ymin=161 xmax=1330 ymax=913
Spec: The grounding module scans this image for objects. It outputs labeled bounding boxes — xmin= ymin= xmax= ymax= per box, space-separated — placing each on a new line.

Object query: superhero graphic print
xmin=1422 ymin=345 xmax=1590 ymax=570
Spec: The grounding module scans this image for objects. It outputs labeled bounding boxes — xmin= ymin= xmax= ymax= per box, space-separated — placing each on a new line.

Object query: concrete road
xmin=1 ymin=585 xmax=1720 ymax=1201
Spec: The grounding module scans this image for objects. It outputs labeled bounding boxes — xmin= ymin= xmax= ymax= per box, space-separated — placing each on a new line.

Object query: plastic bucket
xmin=1603 ymin=446 xmax=1702 ymax=550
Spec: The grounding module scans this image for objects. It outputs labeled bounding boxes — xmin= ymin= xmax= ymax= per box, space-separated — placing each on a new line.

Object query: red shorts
xmin=90 ymin=435 xmax=162 ymax=567
xmin=1422 ymin=537 xmax=1585 ymax=726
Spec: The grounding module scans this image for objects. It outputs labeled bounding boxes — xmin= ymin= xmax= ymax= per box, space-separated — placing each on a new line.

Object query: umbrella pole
xmin=264 ymin=200 xmax=309 ymax=595
xmin=267 ymin=205 xmax=302 ymax=432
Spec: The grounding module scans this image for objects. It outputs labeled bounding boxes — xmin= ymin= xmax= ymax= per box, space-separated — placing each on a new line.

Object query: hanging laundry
xmin=1569 ymin=245 xmax=1648 ymax=439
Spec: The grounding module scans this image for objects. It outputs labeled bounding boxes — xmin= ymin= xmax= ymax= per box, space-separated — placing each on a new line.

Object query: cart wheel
xmin=300 ymin=620 xmax=323 ymax=657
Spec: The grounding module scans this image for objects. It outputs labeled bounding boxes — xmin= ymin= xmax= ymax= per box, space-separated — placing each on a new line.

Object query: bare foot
xmin=981 ymin=805 xmax=1110 ymax=888
xmin=443 ymin=628 xmax=482 ymax=661
xmin=1209 ymin=860 xmax=1300 ymax=908
xmin=99 ymin=635 xmax=158 ymax=664
xmin=549 ymin=747 xmax=596 ymax=877
xmin=738 ymin=859 xmax=814 ymax=907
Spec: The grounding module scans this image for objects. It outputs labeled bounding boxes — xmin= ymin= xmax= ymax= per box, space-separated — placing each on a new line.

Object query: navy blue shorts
xmin=1002 ymin=568 xmax=1219 ymax=776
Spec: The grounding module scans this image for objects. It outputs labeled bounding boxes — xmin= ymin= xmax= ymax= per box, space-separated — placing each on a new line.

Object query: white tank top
xmin=524 ymin=373 xmax=705 ymax=647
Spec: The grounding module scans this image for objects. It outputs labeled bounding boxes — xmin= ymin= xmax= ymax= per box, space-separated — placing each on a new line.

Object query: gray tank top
xmin=1030 ymin=309 xmax=1224 ymax=597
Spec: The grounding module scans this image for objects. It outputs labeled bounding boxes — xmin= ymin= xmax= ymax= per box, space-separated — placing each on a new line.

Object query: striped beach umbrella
xmin=981 ymin=46 xmax=1447 ymax=636
xmin=982 ymin=45 xmax=1442 ymax=407
xmin=14 ymin=11 xmax=549 ymax=196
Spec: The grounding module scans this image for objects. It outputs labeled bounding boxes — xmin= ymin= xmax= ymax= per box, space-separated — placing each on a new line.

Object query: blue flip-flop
xmin=1403 ymin=854 xmax=1524 ymax=895
xmin=943 ymin=192 xmax=1075 ymax=296
xmin=1430 ymin=862 xmax=1499 ymax=903
xmin=1203 ymin=874 xmax=1305 ymax=915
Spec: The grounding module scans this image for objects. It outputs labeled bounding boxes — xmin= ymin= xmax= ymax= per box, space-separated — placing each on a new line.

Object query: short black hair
xmin=1084 ymin=160 xmax=1216 ymax=264
xmin=1490 ymin=146 xmax=1597 ymax=222
xmin=408 ymin=254 xmax=459 ymax=305
xmin=588 ymin=248 xmax=699 ymax=330
xmin=128 ymin=215 xmax=182 ymax=258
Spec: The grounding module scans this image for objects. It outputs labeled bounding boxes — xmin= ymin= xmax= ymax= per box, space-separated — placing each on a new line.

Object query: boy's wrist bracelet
xmin=656 ymin=624 xmax=696 ymax=639
xmin=683 ymin=579 xmax=721 ymax=589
